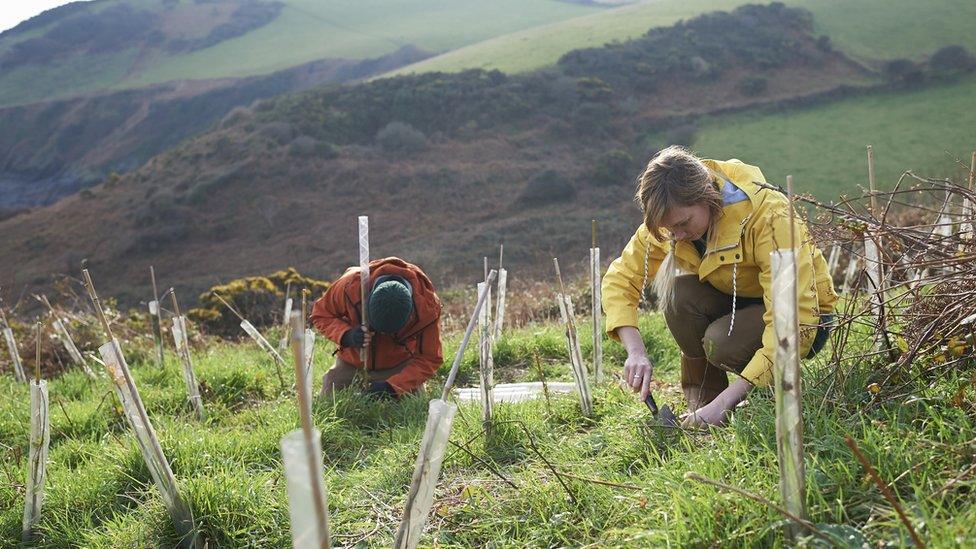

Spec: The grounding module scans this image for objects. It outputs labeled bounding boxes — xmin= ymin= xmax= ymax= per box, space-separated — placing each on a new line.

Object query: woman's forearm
xmin=616 ymin=326 xmax=647 ymax=357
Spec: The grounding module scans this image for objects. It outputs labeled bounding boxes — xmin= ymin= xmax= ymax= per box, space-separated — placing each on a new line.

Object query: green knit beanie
xmin=368 ymin=278 xmax=413 ymax=334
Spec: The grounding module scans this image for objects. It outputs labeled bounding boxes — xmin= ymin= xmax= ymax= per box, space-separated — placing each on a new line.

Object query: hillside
xmin=0 ymin=4 xmax=915 ymax=306
xmin=0 ymin=0 xmax=607 ymax=108
xmin=387 ymin=0 xmax=976 ymax=76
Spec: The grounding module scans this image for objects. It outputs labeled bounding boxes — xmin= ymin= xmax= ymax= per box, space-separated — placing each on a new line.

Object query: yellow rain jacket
xmin=602 ymin=159 xmax=838 ymax=386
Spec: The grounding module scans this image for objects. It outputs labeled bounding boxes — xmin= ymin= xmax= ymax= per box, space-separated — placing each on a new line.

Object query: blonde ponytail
xmin=653 ymin=246 xmax=677 ymax=312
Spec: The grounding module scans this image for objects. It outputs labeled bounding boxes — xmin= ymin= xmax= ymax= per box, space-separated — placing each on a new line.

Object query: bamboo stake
xmin=842 ymin=248 xmax=860 ymax=295
xmin=149 ymin=266 xmax=165 ymax=369
xmin=213 ymin=292 xmax=287 ymax=391
xmin=395 ymin=271 xmax=495 ymax=549
xmin=82 ymin=268 xmax=197 ymax=547
xmin=770 ymin=175 xmax=806 ymax=540
xmin=358 ymin=216 xmax=371 ymax=369
xmin=493 ymin=245 xmax=507 ymax=340
xmin=0 ymin=306 xmax=26 ymax=383
xmin=553 ymin=258 xmax=593 ymax=416
xmin=865 ymin=148 xmax=890 ymax=352
xmin=591 ymin=220 xmax=604 ymax=384
xmin=477 ymin=281 xmax=494 ymax=429
xmin=170 ymin=291 xmax=205 ymax=421
xmin=38 ymin=295 xmax=96 ymax=379
xmin=282 ymin=312 xmax=331 ymax=549
xmin=21 ymin=364 xmax=49 ymax=542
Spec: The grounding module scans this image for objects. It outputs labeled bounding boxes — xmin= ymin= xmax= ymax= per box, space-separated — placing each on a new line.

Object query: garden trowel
xmin=644 ymin=392 xmax=679 ymax=427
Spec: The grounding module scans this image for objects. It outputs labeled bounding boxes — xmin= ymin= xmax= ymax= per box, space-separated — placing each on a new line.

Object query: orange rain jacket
xmin=310 ymin=257 xmax=443 ymax=395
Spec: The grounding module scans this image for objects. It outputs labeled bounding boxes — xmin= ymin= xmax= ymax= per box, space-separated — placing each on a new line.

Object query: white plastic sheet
xmin=302 ymin=328 xmax=315 ymax=418
xmin=21 ymin=379 xmax=49 ymax=541
xmin=557 ymin=293 xmax=593 ymax=415
xmin=98 ymin=340 xmax=195 ymax=542
xmin=172 ymin=316 xmax=205 ymax=420
xmin=394 ymin=399 xmax=457 ymax=549
xmin=279 ymin=298 xmax=294 ymax=351
xmin=3 ymin=327 xmax=26 ymax=383
xmin=281 ymin=429 xmax=331 ymax=548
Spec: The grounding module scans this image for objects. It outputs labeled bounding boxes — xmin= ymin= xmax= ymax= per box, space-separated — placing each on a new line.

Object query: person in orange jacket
xmin=310 ymin=257 xmax=443 ymax=399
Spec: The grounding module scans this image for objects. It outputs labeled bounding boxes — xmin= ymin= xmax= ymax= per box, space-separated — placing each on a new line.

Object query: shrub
xmin=737 ymin=75 xmax=768 ymax=97
xmin=815 ymin=35 xmax=832 ymax=52
xmin=883 ymin=58 xmax=924 ymax=86
xmin=589 ymin=149 xmax=636 ymax=187
xmin=375 ymin=121 xmax=427 ymax=154
xmin=289 ymin=135 xmax=338 ymax=159
xmin=188 ymin=268 xmax=332 ymax=337
xmin=929 ymin=45 xmax=976 ymax=75
xmin=517 ymin=170 xmax=577 ymax=207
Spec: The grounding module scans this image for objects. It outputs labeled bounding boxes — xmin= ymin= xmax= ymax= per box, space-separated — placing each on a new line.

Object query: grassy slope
xmin=389 ymin=0 xmax=976 ymax=76
xmin=689 ymin=75 xmax=976 ymax=199
xmin=2 ymin=313 xmax=974 ymax=546
xmin=129 ymin=0 xmax=603 ymax=87
xmin=0 ymin=0 xmax=602 ymax=106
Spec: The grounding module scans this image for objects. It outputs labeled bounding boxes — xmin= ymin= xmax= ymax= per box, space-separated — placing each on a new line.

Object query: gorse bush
xmin=189 ymin=268 xmax=331 ymax=337
xmin=517 ymin=170 xmax=576 ymax=207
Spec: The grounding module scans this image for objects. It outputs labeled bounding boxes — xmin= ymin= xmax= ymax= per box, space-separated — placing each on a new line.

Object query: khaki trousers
xmin=663 ymin=275 xmax=765 ymax=391
xmin=319 ymin=357 xmax=413 ymax=397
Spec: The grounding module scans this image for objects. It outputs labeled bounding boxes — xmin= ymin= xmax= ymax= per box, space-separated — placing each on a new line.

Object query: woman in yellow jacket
xmin=602 ymin=146 xmax=838 ymax=427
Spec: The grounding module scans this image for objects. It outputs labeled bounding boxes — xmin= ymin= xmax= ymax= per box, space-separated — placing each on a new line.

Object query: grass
xmin=387 ymin=0 xmax=976 ymax=76
xmin=687 ymin=74 xmax=976 ymax=199
xmin=2 ymin=308 xmax=975 ymax=546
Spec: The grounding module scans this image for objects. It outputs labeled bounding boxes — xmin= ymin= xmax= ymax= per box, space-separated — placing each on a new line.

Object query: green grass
xmin=687 ymin=74 xmax=976 ymax=199
xmin=388 ymin=0 xmax=976 ymax=76
xmin=2 ymin=313 xmax=974 ymax=546
xmin=129 ymin=0 xmax=603 ymax=87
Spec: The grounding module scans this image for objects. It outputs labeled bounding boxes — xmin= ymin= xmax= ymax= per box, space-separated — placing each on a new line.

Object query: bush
xmin=189 ymin=268 xmax=332 ymax=337
xmin=883 ymin=58 xmax=924 ymax=86
xmin=289 ymin=135 xmax=338 ymax=159
xmin=929 ymin=45 xmax=976 ymax=75
xmin=589 ymin=149 xmax=635 ymax=187
xmin=375 ymin=121 xmax=427 ymax=154
xmin=517 ymin=170 xmax=577 ymax=207
xmin=737 ymin=75 xmax=769 ymax=97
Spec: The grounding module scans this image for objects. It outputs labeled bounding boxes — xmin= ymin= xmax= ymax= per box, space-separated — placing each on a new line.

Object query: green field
xmin=0 ymin=0 xmax=604 ymax=106
xmin=2 ymin=312 xmax=974 ymax=546
xmin=389 ymin=0 xmax=976 ymax=76
xmin=689 ymin=75 xmax=976 ymax=199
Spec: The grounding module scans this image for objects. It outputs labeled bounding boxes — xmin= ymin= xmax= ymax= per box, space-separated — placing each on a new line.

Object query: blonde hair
xmin=635 ymin=146 xmax=723 ymax=311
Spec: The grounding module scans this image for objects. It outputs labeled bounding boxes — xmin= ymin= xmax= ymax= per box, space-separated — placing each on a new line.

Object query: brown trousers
xmin=663 ymin=275 xmax=765 ymax=397
xmin=318 ymin=357 xmax=413 ymax=397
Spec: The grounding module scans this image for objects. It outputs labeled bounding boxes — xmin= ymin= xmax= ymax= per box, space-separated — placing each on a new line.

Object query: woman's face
xmin=660 ymin=204 xmax=711 ymax=241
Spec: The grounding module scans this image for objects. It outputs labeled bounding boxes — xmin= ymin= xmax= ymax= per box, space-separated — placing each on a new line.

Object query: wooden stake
xmin=83 ymin=269 xmax=197 ymax=547
xmin=866 ymin=145 xmax=878 ymax=214
xmin=281 ymin=312 xmax=331 ymax=549
xmin=170 ymin=291 xmax=205 ymax=421
xmin=826 ymin=244 xmax=840 ymax=279
xmin=37 ymin=295 xmax=95 ymax=379
xmin=441 ymin=271 xmax=497 ymax=400
xmin=554 ymin=258 xmax=593 ymax=416
xmin=149 ymin=266 xmax=165 ymax=369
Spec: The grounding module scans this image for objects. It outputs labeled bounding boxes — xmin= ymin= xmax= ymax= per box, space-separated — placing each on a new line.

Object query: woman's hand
xmin=616 ymin=326 xmax=653 ymax=401
xmin=680 ymin=378 xmax=752 ymax=428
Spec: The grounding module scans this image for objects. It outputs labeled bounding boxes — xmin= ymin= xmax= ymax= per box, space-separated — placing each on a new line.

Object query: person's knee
xmin=702 ymin=323 xmax=749 ymax=372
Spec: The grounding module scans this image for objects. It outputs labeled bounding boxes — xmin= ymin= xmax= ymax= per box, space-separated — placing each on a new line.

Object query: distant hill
xmin=386 ymin=0 xmax=976 ymax=76
xmin=0 ymin=4 xmax=890 ymax=304
xmin=0 ymin=0 xmax=607 ymax=108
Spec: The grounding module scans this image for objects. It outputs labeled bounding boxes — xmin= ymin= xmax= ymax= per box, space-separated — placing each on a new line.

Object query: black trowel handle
xmin=644 ymin=393 xmax=660 ymax=415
